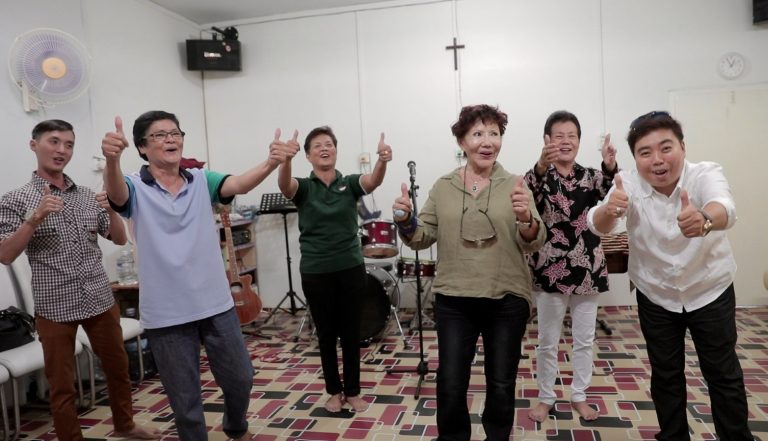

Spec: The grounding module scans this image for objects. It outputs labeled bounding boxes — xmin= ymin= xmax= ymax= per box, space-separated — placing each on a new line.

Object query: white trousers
xmin=534 ymin=291 xmax=599 ymax=404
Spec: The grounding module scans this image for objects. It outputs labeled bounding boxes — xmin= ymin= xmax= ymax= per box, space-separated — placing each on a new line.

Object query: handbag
xmin=0 ymin=306 xmax=35 ymax=351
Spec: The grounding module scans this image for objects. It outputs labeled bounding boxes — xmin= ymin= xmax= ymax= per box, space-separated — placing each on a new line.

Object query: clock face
xmin=718 ymin=52 xmax=745 ymax=79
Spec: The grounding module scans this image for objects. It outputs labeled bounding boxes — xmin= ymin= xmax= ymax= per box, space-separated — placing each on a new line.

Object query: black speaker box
xmin=756 ymin=0 xmax=768 ymax=23
xmin=186 ymin=39 xmax=241 ymax=71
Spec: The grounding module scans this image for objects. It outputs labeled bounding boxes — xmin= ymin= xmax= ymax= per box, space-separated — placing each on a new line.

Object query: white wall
xmin=0 ymin=0 xmax=205 ymax=278
xmin=2 ymin=0 xmax=766 ymax=307
xmin=205 ymin=0 xmax=768 ymax=307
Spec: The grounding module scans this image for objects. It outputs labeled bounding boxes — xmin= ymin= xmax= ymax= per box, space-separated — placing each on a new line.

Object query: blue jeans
xmin=435 ymin=293 xmax=530 ymax=441
xmin=637 ymin=285 xmax=753 ymax=441
xmin=144 ymin=308 xmax=254 ymax=441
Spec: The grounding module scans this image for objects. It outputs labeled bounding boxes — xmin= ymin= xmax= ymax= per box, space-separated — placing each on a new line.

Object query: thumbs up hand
xmin=29 ymin=185 xmax=63 ymax=227
xmin=376 ymin=132 xmax=392 ymax=163
xmin=510 ymin=176 xmax=532 ymax=221
xmin=601 ymin=133 xmax=617 ymax=171
xmin=95 ymin=191 xmax=111 ymax=211
xmin=269 ymin=129 xmax=301 ymax=167
xmin=606 ymin=174 xmax=629 ymax=218
xmin=537 ymin=134 xmax=560 ymax=171
xmin=392 ymin=182 xmax=412 ymax=221
xmin=102 ymin=116 xmax=130 ymax=160
xmin=287 ymin=129 xmax=301 ymax=157
xmin=676 ymin=189 xmax=704 ymax=237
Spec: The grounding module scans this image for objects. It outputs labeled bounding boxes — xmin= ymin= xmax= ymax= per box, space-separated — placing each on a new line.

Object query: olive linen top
xmin=400 ymin=163 xmax=545 ymax=308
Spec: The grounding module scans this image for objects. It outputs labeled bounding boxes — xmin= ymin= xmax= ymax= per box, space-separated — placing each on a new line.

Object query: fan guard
xmin=8 ymin=28 xmax=92 ymax=110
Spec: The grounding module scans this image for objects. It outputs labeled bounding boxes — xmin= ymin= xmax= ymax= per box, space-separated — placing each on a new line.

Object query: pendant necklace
xmin=465 ymin=165 xmax=486 ymax=193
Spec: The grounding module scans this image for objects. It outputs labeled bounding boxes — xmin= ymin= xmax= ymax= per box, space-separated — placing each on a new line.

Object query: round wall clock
xmin=717 ymin=52 xmax=746 ymax=80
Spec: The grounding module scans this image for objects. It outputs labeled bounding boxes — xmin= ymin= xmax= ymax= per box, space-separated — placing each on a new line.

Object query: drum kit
xmin=359 ymin=218 xmax=436 ymax=343
xmin=294 ymin=218 xmax=436 ymax=344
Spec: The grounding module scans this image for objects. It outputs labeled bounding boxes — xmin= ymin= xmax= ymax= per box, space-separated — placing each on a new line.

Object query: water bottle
xmin=116 ymin=249 xmax=137 ymax=285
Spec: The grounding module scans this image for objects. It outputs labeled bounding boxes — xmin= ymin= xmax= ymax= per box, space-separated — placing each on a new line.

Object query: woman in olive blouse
xmin=392 ymin=104 xmax=545 ymax=441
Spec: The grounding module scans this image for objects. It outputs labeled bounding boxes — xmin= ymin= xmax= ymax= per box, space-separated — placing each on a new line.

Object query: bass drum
xmin=359 ymin=264 xmax=396 ymax=341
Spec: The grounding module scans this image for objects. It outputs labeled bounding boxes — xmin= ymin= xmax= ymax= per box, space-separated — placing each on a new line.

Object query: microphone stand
xmin=386 ymin=173 xmax=430 ymax=399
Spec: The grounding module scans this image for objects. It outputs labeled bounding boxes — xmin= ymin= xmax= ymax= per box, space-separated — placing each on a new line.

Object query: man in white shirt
xmin=587 ymin=111 xmax=754 ymax=441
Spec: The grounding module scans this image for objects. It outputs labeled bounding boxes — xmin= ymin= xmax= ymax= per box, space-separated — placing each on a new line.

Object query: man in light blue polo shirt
xmin=101 ymin=111 xmax=299 ymax=441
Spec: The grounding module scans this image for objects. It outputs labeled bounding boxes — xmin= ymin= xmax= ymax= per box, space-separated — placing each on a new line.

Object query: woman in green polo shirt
xmin=277 ymin=125 xmax=392 ymax=413
xmin=392 ymin=104 xmax=545 ymax=441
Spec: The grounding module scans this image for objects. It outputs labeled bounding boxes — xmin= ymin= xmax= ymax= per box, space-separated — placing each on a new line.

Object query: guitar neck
xmin=220 ymin=212 xmax=240 ymax=281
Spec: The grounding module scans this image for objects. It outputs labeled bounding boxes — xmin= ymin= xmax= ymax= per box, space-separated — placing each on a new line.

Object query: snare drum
xmin=360 ymin=219 xmax=398 ymax=259
xmin=396 ymin=258 xmax=436 ymax=278
xmin=360 ymin=264 xmax=397 ymax=341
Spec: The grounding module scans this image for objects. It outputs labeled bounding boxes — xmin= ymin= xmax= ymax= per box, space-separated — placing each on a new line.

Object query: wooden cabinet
xmin=218 ymin=218 xmax=258 ymax=288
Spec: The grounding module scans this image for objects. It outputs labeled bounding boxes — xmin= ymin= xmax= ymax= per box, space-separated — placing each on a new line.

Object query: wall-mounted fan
xmin=8 ymin=28 xmax=92 ymax=112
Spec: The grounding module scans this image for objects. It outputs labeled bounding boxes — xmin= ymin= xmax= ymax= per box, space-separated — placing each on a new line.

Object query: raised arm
xmin=101 ymin=116 xmax=131 ymax=207
xmin=278 ymin=130 xmax=300 ymax=199
xmin=220 ymin=128 xmax=300 ymax=198
xmin=360 ymin=133 xmax=392 ymax=193
xmin=600 ymin=133 xmax=618 ymax=174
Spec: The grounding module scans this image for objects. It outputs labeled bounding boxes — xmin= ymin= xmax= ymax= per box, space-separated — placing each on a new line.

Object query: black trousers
xmin=434 ymin=293 xmax=530 ymax=441
xmin=301 ymin=264 xmax=365 ymax=397
xmin=637 ymin=284 xmax=753 ymax=441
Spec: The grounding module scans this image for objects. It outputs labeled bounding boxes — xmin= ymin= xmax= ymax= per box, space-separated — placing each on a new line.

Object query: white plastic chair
xmin=0 ymin=264 xmax=47 ymax=441
xmin=0 ymin=364 xmax=10 ymax=441
xmin=1 ymin=263 xmax=89 ymax=440
xmin=76 ymin=314 xmax=144 ymax=407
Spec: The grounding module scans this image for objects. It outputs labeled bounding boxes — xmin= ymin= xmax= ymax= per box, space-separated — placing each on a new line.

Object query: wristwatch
xmin=699 ymin=209 xmax=713 ymax=236
xmin=516 ymin=219 xmax=533 ymax=230
xmin=23 ymin=209 xmax=41 ymax=227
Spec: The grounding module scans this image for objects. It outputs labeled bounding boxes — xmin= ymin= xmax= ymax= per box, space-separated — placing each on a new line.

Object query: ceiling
xmin=148 ymin=0 xmax=394 ymax=25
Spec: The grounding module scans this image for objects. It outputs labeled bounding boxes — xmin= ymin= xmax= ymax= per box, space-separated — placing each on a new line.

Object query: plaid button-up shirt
xmin=0 ymin=173 xmax=114 ymax=322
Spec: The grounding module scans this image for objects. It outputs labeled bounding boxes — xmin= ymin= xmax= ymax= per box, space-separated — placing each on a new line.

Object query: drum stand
xmin=386 ymin=176 xmax=430 ymax=399
xmin=386 ymin=273 xmax=407 ymax=345
xmin=293 ymin=307 xmax=315 ymax=342
xmin=397 ymin=276 xmax=434 ymax=329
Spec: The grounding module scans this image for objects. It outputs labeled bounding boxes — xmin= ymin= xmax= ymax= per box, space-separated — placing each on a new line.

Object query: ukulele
xmin=220 ymin=209 xmax=262 ymax=325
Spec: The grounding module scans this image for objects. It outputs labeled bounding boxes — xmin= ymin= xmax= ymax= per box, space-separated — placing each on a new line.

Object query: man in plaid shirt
xmin=0 ymin=120 xmax=159 ymax=441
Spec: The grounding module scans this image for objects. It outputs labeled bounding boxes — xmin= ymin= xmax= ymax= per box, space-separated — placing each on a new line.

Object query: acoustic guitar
xmin=220 ymin=209 xmax=262 ymax=325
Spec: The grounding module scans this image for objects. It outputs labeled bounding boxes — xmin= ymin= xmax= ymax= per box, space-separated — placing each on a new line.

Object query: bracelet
xmin=396 ymin=215 xmax=417 ymax=235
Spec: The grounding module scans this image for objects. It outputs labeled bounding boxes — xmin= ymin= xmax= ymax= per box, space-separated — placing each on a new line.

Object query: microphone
xmin=407 ymin=161 xmax=416 ymax=177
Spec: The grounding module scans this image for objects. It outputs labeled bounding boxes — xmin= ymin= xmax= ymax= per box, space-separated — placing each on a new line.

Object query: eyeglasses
xmin=460 ymin=181 xmax=496 ymax=247
xmin=629 ymin=111 xmax=671 ymax=132
xmin=144 ymin=130 xmax=185 ymax=142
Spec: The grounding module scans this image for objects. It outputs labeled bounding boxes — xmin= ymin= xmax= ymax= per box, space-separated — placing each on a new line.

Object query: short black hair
xmin=543 ymin=110 xmax=581 ymax=139
xmin=31 ymin=119 xmax=74 ymax=140
xmin=626 ymin=111 xmax=684 ymax=155
xmin=133 ymin=110 xmax=181 ymax=161
xmin=303 ymin=126 xmax=338 ymax=154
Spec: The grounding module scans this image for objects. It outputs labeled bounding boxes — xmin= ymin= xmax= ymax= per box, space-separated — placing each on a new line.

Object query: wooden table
xmin=111 ymin=282 xmax=139 ymax=317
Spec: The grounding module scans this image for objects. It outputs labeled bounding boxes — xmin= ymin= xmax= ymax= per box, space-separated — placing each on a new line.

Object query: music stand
xmin=258 ymin=193 xmax=306 ymax=325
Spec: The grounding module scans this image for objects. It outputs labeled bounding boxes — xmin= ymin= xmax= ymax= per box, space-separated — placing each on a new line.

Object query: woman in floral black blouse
xmin=525 ymin=110 xmax=617 ymax=423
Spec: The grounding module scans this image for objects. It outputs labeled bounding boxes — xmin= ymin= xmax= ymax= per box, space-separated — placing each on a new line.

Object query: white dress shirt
xmin=587 ymin=161 xmax=737 ymax=313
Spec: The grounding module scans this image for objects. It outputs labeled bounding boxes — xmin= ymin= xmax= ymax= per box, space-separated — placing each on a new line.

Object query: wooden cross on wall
xmin=445 ymin=37 xmax=465 ymax=71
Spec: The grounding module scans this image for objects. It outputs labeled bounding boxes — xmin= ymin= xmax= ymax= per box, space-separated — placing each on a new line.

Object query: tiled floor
xmin=10 ymin=305 xmax=768 ymax=440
